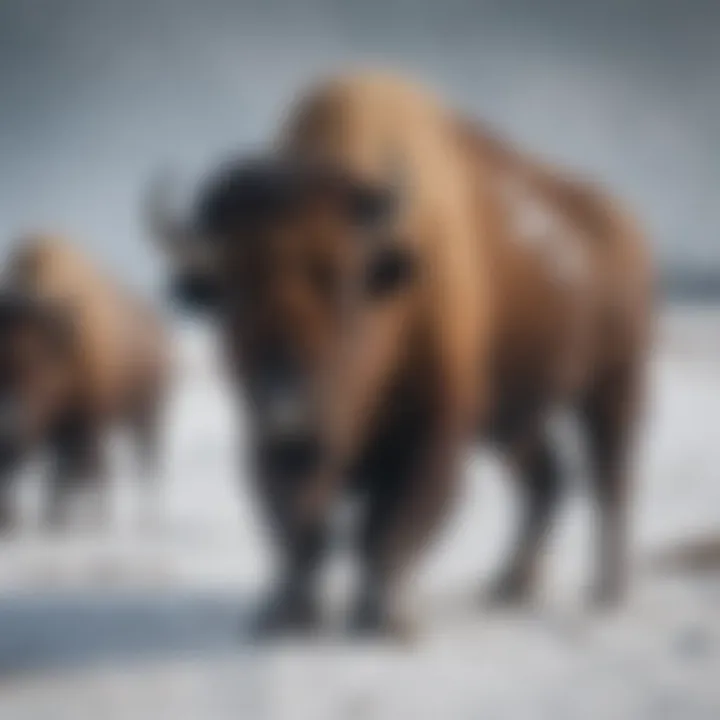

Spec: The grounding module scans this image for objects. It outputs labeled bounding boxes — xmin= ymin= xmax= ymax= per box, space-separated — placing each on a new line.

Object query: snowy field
xmin=0 ymin=305 xmax=718 ymax=719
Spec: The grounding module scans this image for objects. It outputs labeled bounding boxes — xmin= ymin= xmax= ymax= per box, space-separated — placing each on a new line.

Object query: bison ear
xmin=143 ymin=170 xmax=203 ymax=255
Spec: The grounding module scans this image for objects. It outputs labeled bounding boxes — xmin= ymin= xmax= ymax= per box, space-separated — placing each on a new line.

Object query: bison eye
xmin=363 ymin=246 xmax=417 ymax=299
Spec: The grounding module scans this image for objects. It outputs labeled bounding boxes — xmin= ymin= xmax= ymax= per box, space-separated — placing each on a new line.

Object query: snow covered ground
xmin=0 ymin=305 xmax=718 ymax=719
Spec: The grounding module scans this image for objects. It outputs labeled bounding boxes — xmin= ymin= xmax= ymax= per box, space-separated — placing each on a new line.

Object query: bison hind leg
xmin=486 ymin=431 xmax=563 ymax=606
xmin=581 ymin=360 xmax=643 ymax=609
xmin=128 ymin=399 xmax=165 ymax=534
xmin=45 ymin=422 xmax=109 ymax=531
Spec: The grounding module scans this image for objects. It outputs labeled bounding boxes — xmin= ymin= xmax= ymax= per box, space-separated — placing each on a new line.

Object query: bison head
xmin=146 ymin=155 xmax=418 ymax=487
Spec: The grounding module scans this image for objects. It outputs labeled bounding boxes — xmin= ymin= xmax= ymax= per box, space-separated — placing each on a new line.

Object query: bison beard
xmin=251 ymin=379 xmax=462 ymax=640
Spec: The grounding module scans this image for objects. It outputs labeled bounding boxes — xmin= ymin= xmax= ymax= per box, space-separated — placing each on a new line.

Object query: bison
xmin=147 ymin=72 xmax=653 ymax=637
xmin=0 ymin=234 xmax=170 ymax=530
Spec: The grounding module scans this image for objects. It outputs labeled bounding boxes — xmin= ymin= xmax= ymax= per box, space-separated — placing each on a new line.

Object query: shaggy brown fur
xmin=0 ymin=234 xmax=170 ymax=529
xmin=149 ymin=71 xmax=653 ymax=637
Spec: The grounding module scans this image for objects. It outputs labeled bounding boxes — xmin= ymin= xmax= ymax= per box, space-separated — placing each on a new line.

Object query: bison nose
xmin=253 ymin=345 xmax=313 ymax=434
xmin=258 ymin=433 xmax=323 ymax=480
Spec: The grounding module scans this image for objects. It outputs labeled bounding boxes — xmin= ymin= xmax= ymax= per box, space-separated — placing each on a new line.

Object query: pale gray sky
xmin=0 ymin=0 xmax=718 ymax=291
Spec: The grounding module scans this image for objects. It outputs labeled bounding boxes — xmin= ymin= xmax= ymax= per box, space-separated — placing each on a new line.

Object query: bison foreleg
xmin=352 ymin=423 xmax=461 ymax=640
xmin=251 ymin=518 xmax=329 ymax=638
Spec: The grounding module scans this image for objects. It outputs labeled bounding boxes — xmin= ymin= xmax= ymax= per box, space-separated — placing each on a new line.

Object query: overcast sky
xmin=0 ymin=0 xmax=718 ymax=291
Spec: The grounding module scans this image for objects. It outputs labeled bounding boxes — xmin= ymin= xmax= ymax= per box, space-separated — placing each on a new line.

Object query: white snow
xmin=0 ymin=306 xmax=718 ymax=719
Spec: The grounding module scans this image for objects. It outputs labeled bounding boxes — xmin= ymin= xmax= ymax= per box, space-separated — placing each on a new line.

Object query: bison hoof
xmin=43 ymin=512 xmax=69 ymax=535
xmin=347 ymin=596 xmax=417 ymax=644
xmin=0 ymin=506 xmax=15 ymax=536
xmin=485 ymin=570 xmax=534 ymax=607
xmin=250 ymin=588 xmax=321 ymax=640
xmin=588 ymin=581 xmax=624 ymax=611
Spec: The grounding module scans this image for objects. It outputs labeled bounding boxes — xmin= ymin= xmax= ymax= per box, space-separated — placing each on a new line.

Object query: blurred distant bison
xmin=147 ymin=72 xmax=653 ymax=637
xmin=0 ymin=235 xmax=170 ymax=530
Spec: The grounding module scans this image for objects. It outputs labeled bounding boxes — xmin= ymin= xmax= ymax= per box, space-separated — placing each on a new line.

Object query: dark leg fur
xmin=45 ymin=419 xmax=107 ymax=530
xmin=251 ymin=522 xmax=328 ymax=638
xmin=249 ymin=460 xmax=332 ymax=637
xmin=0 ymin=484 xmax=16 ymax=533
xmin=582 ymin=362 xmax=641 ymax=607
xmin=489 ymin=433 xmax=563 ymax=604
xmin=131 ymin=403 xmax=164 ymax=531
xmin=351 ymin=415 xmax=460 ymax=639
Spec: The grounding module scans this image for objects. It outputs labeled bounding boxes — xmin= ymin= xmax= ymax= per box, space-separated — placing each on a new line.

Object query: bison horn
xmin=143 ymin=169 xmax=200 ymax=254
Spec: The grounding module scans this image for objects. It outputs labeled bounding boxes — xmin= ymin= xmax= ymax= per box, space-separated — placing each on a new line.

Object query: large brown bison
xmin=0 ymin=235 xmax=170 ymax=530
xmin=148 ymin=72 xmax=653 ymax=637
